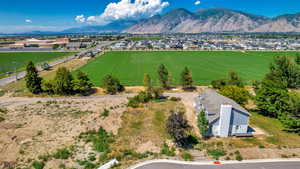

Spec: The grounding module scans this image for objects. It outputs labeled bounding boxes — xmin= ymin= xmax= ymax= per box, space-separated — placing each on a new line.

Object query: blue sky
xmin=1 ymin=0 xmax=300 ymax=33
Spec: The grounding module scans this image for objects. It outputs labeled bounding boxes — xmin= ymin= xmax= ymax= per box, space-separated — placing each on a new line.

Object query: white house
xmin=195 ymin=89 xmax=251 ymax=138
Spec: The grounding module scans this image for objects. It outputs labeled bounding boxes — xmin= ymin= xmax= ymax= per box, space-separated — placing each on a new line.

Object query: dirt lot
xmin=0 ymin=95 xmax=128 ymax=168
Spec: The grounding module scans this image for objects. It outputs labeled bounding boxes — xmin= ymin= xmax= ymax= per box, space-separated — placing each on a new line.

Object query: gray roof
xmin=195 ymin=89 xmax=250 ymax=123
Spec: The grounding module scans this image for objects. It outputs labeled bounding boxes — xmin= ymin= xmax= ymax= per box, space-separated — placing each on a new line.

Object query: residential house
xmin=195 ymin=89 xmax=251 ymax=138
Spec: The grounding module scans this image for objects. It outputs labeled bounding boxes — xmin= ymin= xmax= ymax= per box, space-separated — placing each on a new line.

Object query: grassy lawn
xmin=0 ymin=52 xmax=76 ymax=74
xmin=77 ymin=51 xmax=299 ymax=86
xmin=250 ymin=112 xmax=300 ymax=147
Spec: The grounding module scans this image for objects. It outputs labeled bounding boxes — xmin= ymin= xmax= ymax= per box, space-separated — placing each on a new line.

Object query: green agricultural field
xmin=0 ymin=52 xmax=76 ymax=74
xmin=77 ymin=51 xmax=299 ymax=86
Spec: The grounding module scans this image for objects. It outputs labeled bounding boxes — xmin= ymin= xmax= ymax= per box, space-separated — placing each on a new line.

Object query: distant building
xmin=195 ymin=89 xmax=251 ymax=138
xmin=9 ymin=38 xmax=69 ymax=49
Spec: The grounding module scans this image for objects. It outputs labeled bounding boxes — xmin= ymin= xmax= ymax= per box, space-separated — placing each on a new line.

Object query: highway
xmin=0 ymin=54 xmax=76 ymax=86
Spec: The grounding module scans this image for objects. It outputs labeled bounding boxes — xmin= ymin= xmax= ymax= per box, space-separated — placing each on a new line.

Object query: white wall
xmin=218 ymin=105 xmax=232 ymax=137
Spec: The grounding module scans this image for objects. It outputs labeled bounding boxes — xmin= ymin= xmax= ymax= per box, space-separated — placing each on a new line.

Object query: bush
xmin=181 ymin=152 xmax=193 ymax=161
xmin=160 ymin=143 xmax=176 ymax=156
xmin=211 ymin=79 xmax=227 ymax=89
xmin=235 ymin=151 xmax=243 ymax=161
xmin=207 ymin=149 xmax=227 ymax=160
xmin=219 ymin=85 xmax=250 ymax=106
xmin=101 ymin=109 xmax=109 ymax=117
xmin=53 ymin=148 xmax=72 ymax=159
xmin=170 ymin=97 xmax=181 ymax=102
xmin=42 ymin=80 xmax=54 ymax=94
xmin=227 ymin=70 xmax=244 ymax=87
xmin=32 ymin=161 xmax=45 ymax=169
xmin=79 ymin=127 xmax=112 ymax=153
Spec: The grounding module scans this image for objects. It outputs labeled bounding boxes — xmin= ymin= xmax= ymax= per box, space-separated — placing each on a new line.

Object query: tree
xmin=102 ymin=75 xmax=124 ymax=95
xmin=181 ymin=67 xmax=194 ymax=90
xmin=53 ymin=67 xmax=74 ymax=95
xmin=73 ymin=71 xmax=93 ymax=94
xmin=143 ymin=73 xmax=152 ymax=90
xmin=219 ymin=85 xmax=250 ymax=106
xmin=227 ymin=70 xmax=244 ymax=87
xmin=166 ymin=111 xmax=190 ymax=147
xmin=158 ymin=64 xmax=170 ymax=88
xmin=25 ymin=61 xmax=42 ymax=94
xmin=197 ymin=110 xmax=209 ymax=139
xmin=265 ymin=55 xmax=300 ymax=88
xmin=255 ymin=80 xmax=291 ymax=118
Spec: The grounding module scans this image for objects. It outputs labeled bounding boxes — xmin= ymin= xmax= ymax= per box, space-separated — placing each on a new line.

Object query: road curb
xmin=127 ymin=158 xmax=300 ymax=169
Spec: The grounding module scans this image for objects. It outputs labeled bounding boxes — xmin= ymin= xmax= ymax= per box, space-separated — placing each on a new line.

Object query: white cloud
xmin=25 ymin=19 xmax=32 ymax=23
xmin=75 ymin=15 xmax=86 ymax=23
xmin=195 ymin=0 xmax=201 ymax=5
xmin=76 ymin=0 xmax=170 ymax=25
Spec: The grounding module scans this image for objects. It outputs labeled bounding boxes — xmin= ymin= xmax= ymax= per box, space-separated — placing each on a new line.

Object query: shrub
xmin=32 ymin=161 xmax=45 ymax=169
xmin=101 ymin=109 xmax=109 ymax=117
xmin=160 ymin=143 xmax=176 ymax=156
xmin=181 ymin=152 xmax=193 ymax=161
xmin=211 ymin=79 xmax=227 ymax=89
xmin=207 ymin=149 xmax=227 ymax=160
xmin=235 ymin=151 xmax=243 ymax=161
xmin=170 ymin=97 xmax=181 ymax=101
xmin=53 ymin=148 xmax=72 ymax=159
xmin=79 ymin=127 xmax=112 ymax=153
xmin=227 ymin=70 xmax=244 ymax=87
xmin=127 ymin=91 xmax=153 ymax=108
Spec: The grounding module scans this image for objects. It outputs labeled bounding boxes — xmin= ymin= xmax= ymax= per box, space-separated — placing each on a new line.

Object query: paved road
xmin=0 ymin=54 xmax=76 ymax=86
xmin=134 ymin=161 xmax=300 ymax=169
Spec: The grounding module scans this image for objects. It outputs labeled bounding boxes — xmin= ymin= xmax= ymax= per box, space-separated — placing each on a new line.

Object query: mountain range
xmin=51 ymin=7 xmax=300 ymax=34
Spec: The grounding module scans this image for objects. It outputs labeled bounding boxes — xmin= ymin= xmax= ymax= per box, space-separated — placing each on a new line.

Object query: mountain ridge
xmin=123 ymin=7 xmax=300 ymax=33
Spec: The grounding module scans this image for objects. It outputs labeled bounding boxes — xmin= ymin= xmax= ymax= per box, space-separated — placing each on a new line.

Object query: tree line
xmin=25 ymin=62 xmax=195 ymax=96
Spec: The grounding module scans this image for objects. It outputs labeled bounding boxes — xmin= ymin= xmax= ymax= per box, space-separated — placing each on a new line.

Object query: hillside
xmin=123 ymin=7 xmax=300 ymax=33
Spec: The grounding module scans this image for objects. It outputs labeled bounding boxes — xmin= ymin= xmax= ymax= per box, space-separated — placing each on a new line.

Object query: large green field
xmin=0 ymin=52 xmax=76 ymax=74
xmin=77 ymin=51 xmax=299 ymax=86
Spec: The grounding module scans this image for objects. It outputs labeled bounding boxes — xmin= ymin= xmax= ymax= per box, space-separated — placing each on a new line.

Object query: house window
xmin=235 ymin=125 xmax=239 ymax=131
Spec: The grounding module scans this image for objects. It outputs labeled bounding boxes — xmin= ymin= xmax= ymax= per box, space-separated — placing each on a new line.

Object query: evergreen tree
xmin=180 ymin=67 xmax=194 ymax=89
xmin=53 ymin=67 xmax=74 ymax=95
xmin=158 ymin=64 xmax=170 ymax=88
xmin=25 ymin=61 xmax=42 ymax=94
xmin=197 ymin=111 xmax=209 ymax=140
xmin=143 ymin=73 xmax=152 ymax=90
xmin=102 ymin=75 xmax=124 ymax=95
xmin=73 ymin=71 xmax=93 ymax=94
